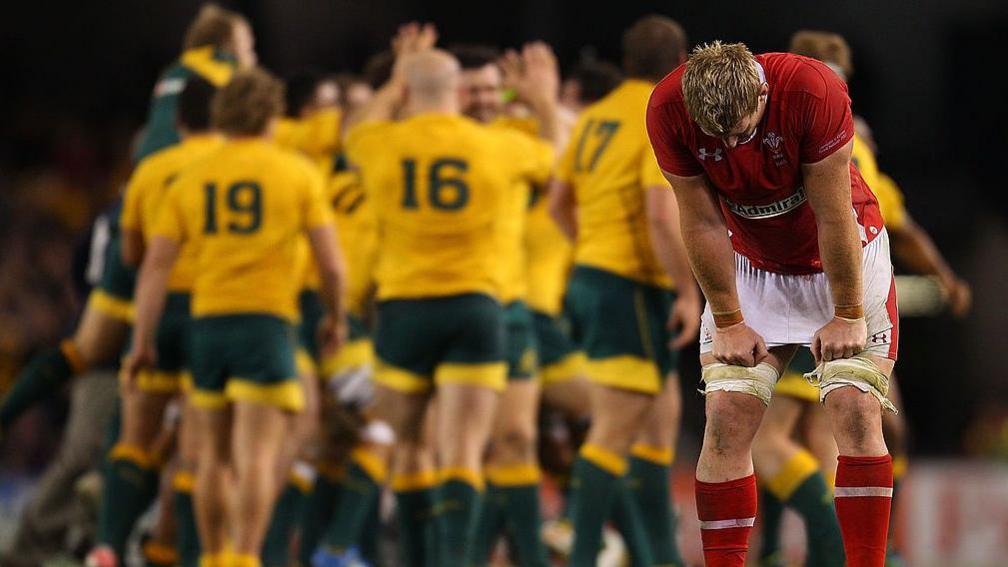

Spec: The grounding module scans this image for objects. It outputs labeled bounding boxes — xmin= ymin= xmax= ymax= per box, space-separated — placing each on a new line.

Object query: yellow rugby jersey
xmin=153 ymin=138 xmax=334 ymax=320
xmin=525 ymin=194 xmax=573 ymax=315
xmin=489 ymin=119 xmax=554 ymax=304
xmin=556 ymin=80 xmax=672 ymax=288
xmin=346 ymin=113 xmax=554 ymax=301
xmin=120 ymin=135 xmax=223 ymax=291
xmin=276 ymin=109 xmax=343 ymax=171
xmin=872 ymin=172 xmax=908 ymax=230
xmin=298 ymin=169 xmax=378 ymax=316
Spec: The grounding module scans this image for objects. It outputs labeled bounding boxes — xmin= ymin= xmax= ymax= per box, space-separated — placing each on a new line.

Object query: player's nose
xmin=724 ymin=136 xmax=738 ymax=148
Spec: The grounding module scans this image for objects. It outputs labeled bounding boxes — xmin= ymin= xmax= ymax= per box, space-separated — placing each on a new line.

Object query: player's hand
xmin=390 ymin=22 xmax=438 ymax=85
xmin=811 ymin=316 xmax=867 ymax=363
xmin=392 ymin=22 xmax=438 ymax=59
xmin=945 ymin=277 xmax=972 ymax=318
xmin=712 ymin=322 xmax=768 ymax=367
xmin=317 ymin=314 xmax=348 ymax=357
xmin=500 ymin=42 xmax=559 ymax=110
xmin=122 ymin=342 xmax=156 ymax=389
xmin=668 ymin=290 xmax=702 ymax=350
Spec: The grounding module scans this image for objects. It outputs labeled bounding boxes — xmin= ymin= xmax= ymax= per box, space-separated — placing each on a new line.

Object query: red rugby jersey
xmin=646 ymin=52 xmax=883 ymax=275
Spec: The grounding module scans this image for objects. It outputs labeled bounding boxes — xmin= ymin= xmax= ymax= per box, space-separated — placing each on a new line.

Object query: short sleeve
xmin=151 ymin=182 xmax=187 ymax=243
xmin=873 ymin=173 xmax=908 ymax=230
xmin=509 ymin=131 xmax=555 ymax=187
xmin=639 ymin=148 xmax=670 ymax=189
xmin=302 ymin=166 xmax=335 ymax=230
xmin=344 ymin=120 xmax=392 ymax=170
xmin=795 ymin=62 xmax=855 ymax=163
xmin=646 ymin=99 xmax=703 ymax=177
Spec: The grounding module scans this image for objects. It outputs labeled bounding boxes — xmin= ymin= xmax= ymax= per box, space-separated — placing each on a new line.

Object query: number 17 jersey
xmin=346 ymin=113 xmax=554 ymax=302
xmin=556 ymin=79 xmax=673 ymax=289
xmin=153 ymin=138 xmax=334 ymax=321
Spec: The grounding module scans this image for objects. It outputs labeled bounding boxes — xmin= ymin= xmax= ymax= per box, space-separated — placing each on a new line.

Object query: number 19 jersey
xmin=153 ymin=138 xmax=334 ymax=321
xmin=557 ymin=80 xmax=673 ymax=289
xmin=345 ymin=113 xmax=554 ymax=302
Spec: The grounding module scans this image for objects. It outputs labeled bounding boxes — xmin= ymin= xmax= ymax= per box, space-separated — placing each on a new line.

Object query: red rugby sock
xmin=834 ymin=454 xmax=893 ymax=567
xmin=695 ymin=474 xmax=757 ymax=567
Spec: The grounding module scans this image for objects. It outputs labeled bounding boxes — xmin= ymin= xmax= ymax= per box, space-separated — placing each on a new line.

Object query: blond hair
xmin=211 ymin=67 xmax=285 ymax=136
xmin=183 ymin=3 xmax=247 ymax=51
xmin=682 ymin=41 xmax=762 ymax=137
xmin=789 ymin=30 xmax=853 ymax=78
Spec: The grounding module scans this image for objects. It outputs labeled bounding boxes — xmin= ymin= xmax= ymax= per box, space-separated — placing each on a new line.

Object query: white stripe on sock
xmin=834 ymin=486 xmax=893 ymax=498
xmin=699 ymin=517 xmax=756 ymax=530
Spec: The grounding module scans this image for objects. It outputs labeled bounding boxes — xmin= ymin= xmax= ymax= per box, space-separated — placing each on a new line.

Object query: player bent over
xmin=647 ymin=42 xmax=898 ymax=567
xmin=126 ymin=68 xmax=347 ymax=567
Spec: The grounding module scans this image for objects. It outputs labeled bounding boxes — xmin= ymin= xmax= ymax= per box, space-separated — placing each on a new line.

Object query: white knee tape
xmin=803 ymin=355 xmax=897 ymax=413
xmin=361 ymin=419 xmax=396 ymax=446
xmin=701 ymin=362 xmax=780 ymax=405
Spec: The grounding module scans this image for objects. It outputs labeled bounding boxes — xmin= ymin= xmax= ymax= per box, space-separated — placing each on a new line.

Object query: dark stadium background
xmin=2 ymin=0 xmax=1006 ymax=463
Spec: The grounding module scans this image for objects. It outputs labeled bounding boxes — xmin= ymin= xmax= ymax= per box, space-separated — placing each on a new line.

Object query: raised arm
xmin=801 ymin=139 xmax=866 ymax=361
xmin=663 ymin=171 xmax=767 ymax=366
xmin=343 ymin=22 xmax=438 ymax=132
xmin=500 ymin=42 xmax=563 ymax=150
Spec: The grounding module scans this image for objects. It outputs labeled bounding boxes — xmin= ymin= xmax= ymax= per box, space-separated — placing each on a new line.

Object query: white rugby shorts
xmin=699 ymin=230 xmax=899 ymax=360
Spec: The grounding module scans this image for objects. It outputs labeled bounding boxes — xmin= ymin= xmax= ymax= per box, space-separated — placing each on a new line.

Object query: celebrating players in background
xmin=549 ymin=15 xmax=699 ymax=567
xmin=125 ymin=67 xmax=346 ymax=567
xmin=134 ymin=3 xmax=255 ymax=161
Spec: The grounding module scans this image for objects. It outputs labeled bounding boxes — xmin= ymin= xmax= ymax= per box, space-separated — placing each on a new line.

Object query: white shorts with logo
xmin=699 ymin=229 xmax=899 ymax=360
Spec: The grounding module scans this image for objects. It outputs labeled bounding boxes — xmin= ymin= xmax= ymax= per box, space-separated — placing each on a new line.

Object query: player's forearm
xmin=529 ymin=97 xmax=563 ymax=151
xmin=680 ymin=218 xmax=738 ymax=313
xmin=343 ymin=80 xmax=403 ymax=134
xmin=816 ymin=215 xmax=864 ymax=312
xmin=309 ymin=225 xmax=348 ymax=320
xmin=646 ymin=188 xmax=699 ymax=298
xmin=548 ymin=180 xmax=577 ymax=240
xmin=889 ymin=219 xmax=958 ymax=288
xmin=131 ymin=261 xmax=171 ymax=348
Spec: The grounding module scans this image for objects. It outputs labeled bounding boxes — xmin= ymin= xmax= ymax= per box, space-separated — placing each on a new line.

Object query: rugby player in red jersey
xmin=646 ymin=42 xmax=898 ymax=567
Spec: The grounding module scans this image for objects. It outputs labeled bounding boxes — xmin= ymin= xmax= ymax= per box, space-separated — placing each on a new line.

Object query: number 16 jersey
xmin=153 ymin=138 xmax=334 ymax=321
xmin=345 ymin=113 xmax=554 ymax=302
xmin=556 ymin=79 xmax=673 ymax=289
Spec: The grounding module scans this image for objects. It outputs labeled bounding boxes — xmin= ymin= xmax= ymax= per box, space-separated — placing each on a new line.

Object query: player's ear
xmin=759 ymin=82 xmax=769 ymax=98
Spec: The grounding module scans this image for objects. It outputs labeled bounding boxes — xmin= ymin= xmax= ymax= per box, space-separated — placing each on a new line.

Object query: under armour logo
xmin=870 ymin=332 xmax=887 ymax=344
xmin=698 ymin=147 xmax=723 ymax=161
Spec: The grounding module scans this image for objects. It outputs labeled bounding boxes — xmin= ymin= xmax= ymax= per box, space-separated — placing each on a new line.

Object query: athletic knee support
xmin=701 ymin=362 xmax=780 ymax=405
xmin=804 ymin=355 xmax=897 ymax=413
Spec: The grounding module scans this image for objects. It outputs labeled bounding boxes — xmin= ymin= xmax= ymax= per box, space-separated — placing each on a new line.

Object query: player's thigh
xmin=490 ymin=380 xmax=540 ymax=444
xmin=436 ymin=383 xmax=500 ymax=465
xmin=72 ymin=295 xmax=130 ymax=366
xmin=635 ymin=372 xmax=682 ymax=449
xmin=191 ymin=405 xmax=232 ymax=464
xmin=373 ymin=384 xmax=430 ymax=444
xmin=585 ymin=383 xmax=654 ymax=451
xmin=231 ymin=400 xmax=290 ymax=468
